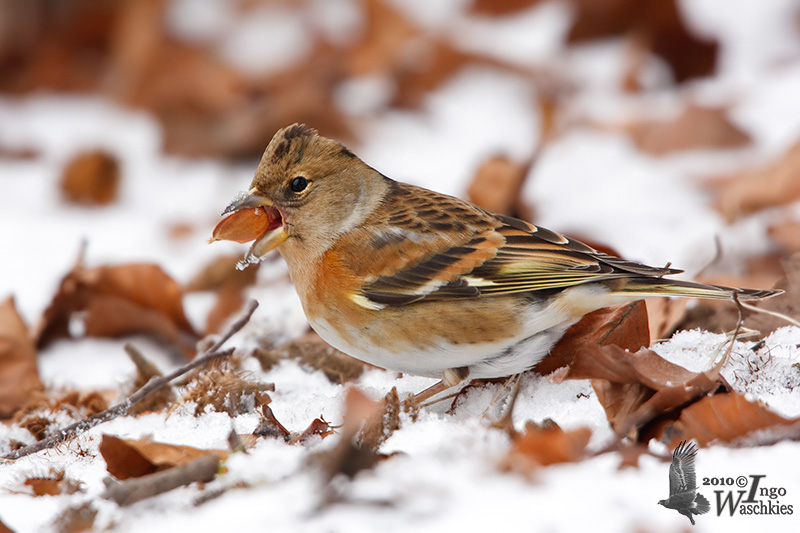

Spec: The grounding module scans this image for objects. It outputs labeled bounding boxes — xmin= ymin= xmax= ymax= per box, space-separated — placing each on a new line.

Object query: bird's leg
xmin=410 ymin=366 xmax=470 ymax=405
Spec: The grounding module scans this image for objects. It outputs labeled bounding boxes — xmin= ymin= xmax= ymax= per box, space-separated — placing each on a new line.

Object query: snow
xmin=2 ymin=1 xmax=800 ymax=532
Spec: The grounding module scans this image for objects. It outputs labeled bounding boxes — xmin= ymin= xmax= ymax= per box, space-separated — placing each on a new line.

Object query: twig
xmin=102 ymin=454 xmax=221 ymax=506
xmin=739 ymin=300 xmax=800 ymax=328
xmin=3 ymin=300 xmax=259 ymax=461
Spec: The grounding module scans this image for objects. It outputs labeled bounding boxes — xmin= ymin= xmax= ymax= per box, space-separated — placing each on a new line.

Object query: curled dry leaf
xmin=316 ymin=387 xmax=397 ymax=485
xmin=768 ymin=218 xmax=800 ymax=255
xmin=0 ymin=297 xmax=43 ymax=419
xmin=470 ymin=0 xmax=546 ymax=16
xmin=535 ymin=300 xmax=724 ymax=437
xmin=712 ymin=138 xmax=800 ymax=221
xmin=502 ymin=423 xmax=592 ymax=476
xmin=467 ymin=155 xmax=532 ymax=219
xmin=662 ymin=392 xmax=800 ymax=447
xmin=627 ymin=105 xmax=751 ymax=156
xmin=60 ymin=150 xmax=120 ymax=205
xmin=534 ymin=300 xmax=650 ymax=377
xmin=99 ymin=434 xmax=226 ymax=481
xmin=36 ymin=261 xmax=198 ymax=359
xmin=186 ymin=254 xmax=261 ymax=336
xmin=566 ymin=0 xmax=718 ymax=83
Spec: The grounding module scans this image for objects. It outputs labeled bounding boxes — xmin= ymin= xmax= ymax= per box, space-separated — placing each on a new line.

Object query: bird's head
xmin=657 ymin=499 xmax=667 ymax=507
xmin=213 ymin=124 xmax=389 ymax=266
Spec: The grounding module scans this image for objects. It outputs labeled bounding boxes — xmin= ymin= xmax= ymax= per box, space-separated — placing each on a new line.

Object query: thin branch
xmin=4 ymin=300 xmax=259 ymax=461
xmin=739 ymin=300 xmax=800 ymax=329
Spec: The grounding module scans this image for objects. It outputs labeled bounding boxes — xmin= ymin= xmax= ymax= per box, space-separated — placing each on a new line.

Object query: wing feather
xmin=352 ymin=182 xmax=681 ymax=307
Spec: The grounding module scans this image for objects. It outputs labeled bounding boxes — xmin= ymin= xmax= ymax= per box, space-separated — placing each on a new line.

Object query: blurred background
xmin=2 ymin=0 xmax=800 ymax=335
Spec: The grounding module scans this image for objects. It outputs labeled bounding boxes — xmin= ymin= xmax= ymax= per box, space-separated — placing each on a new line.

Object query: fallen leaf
xmin=645 ymin=297 xmax=689 ymax=342
xmin=253 ymin=404 xmax=291 ymax=442
xmin=316 ymin=387 xmax=395 ymax=485
xmin=769 ymin=218 xmax=800 ymax=255
xmin=467 ymin=155 xmax=532 ymax=218
xmin=711 ymin=138 xmax=800 ymax=221
xmin=60 ymin=150 xmax=120 ymax=205
xmin=99 ymin=434 xmax=226 ymax=481
xmin=470 ymin=0 xmax=546 ymax=16
xmin=185 ymin=254 xmax=261 ymax=335
xmin=36 ymin=260 xmax=198 ymax=358
xmin=0 ymin=297 xmax=43 ymax=419
xmin=502 ymin=423 xmax=592 ymax=475
xmin=290 ymin=417 xmax=335 ymax=445
xmin=535 ymin=300 xmax=725 ymax=437
xmin=50 ymin=502 xmax=97 ymax=533
xmin=662 ymin=392 xmax=799 ymax=447
xmin=534 ymin=300 xmax=650 ymax=376
xmin=627 ymin=105 xmax=751 ymax=156
xmin=566 ymin=0 xmax=718 ymax=83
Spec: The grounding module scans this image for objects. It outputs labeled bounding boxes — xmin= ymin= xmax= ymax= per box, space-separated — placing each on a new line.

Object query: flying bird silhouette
xmin=658 ymin=440 xmax=710 ymax=525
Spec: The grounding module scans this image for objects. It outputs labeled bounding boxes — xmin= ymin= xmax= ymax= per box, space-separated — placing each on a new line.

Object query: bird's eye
xmin=290 ymin=176 xmax=308 ymax=193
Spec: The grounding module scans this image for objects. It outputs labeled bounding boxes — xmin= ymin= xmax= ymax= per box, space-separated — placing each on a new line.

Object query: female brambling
xmin=213 ymin=124 xmax=780 ymax=396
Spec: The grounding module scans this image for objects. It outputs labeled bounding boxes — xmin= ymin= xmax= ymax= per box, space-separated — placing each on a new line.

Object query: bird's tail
xmin=694 ymin=493 xmax=711 ymax=515
xmin=612 ymin=277 xmax=782 ymax=302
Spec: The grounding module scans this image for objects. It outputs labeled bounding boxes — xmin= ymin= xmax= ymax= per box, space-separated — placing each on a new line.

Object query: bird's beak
xmin=221 ymin=187 xmax=272 ymax=215
xmin=212 ymin=187 xmax=289 ymax=263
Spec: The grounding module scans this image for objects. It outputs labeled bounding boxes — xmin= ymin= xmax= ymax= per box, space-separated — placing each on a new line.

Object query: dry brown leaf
xmin=501 ymin=423 xmax=592 ymax=475
xmin=566 ymin=0 xmax=718 ymax=82
xmin=470 ymin=0 xmax=546 ymax=16
xmin=36 ymin=261 xmax=198 ymax=358
xmin=712 ymin=138 xmax=800 ymax=221
xmin=22 ymin=469 xmax=81 ymax=497
xmin=317 ymin=387 xmax=396 ymax=483
xmin=534 ymin=300 xmax=650 ymax=376
xmin=290 ymin=417 xmax=335 ymax=445
xmin=0 ymin=297 xmax=43 ymax=419
xmin=186 ymin=255 xmax=260 ymax=293
xmin=627 ymin=105 xmax=751 ymax=156
xmin=769 ymin=218 xmax=800 ymax=255
xmin=60 ymin=150 xmax=120 ymax=205
xmin=645 ymin=297 xmax=689 ymax=342
xmin=50 ymin=502 xmax=97 ymax=533
xmin=662 ymin=392 xmax=799 ymax=447
xmin=253 ymin=404 xmax=291 ymax=442
xmin=467 ymin=155 xmax=532 ymax=219
xmin=99 ymin=434 xmax=226 ymax=481
xmin=534 ymin=300 xmax=724 ymax=437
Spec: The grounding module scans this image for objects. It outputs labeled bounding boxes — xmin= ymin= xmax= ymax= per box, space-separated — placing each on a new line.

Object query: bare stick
xmin=4 ymin=300 xmax=259 ymax=461
xmin=102 ymin=454 xmax=221 ymax=506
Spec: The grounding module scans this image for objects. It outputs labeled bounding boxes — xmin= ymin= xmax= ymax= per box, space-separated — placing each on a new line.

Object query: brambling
xmin=212 ymin=124 xmax=781 ymax=397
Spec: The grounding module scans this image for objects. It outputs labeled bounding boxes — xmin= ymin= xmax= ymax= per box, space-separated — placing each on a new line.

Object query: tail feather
xmin=694 ymin=493 xmax=711 ymax=515
xmin=613 ymin=277 xmax=782 ymax=302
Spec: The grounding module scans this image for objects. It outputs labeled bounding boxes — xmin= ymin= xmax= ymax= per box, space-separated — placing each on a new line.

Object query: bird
xmin=212 ymin=123 xmax=781 ymax=401
xmin=658 ymin=440 xmax=710 ymax=525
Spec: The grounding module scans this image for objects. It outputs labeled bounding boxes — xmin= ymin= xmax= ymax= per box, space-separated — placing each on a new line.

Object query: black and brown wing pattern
xmin=359 ymin=181 xmax=683 ymax=307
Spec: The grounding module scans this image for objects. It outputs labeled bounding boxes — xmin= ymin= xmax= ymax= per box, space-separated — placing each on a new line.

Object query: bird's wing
xmin=668 ymin=441 xmax=699 ymax=496
xmin=354 ymin=183 xmax=679 ymax=307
